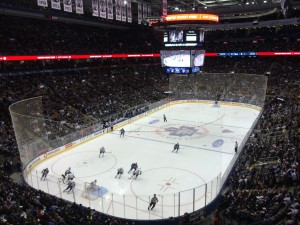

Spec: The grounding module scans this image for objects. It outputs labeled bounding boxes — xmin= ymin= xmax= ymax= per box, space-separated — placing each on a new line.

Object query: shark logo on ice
xmin=165 ymin=126 xmax=198 ymax=137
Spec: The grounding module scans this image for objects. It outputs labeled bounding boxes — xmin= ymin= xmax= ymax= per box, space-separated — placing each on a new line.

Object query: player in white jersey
xmin=67 ymin=173 xmax=75 ymax=182
xmin=129 ymin=168 xmax=142 ymax=180
xmin=61 ymin=167 xmax=72 ymax=183
xmin=88 ymin=180 xmax=97 ymax=190
xmin=115 ymin=167 xmax=124 ymax=179
xmin=99 ymin=147 xmax=106 ymax=157
xmin=128 ymin=163 xmax=138 ymax=173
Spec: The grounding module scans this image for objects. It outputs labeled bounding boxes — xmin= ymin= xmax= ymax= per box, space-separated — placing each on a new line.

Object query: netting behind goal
xmin=82 ymin=182 xmax=102 ymax=200
xmin=169 ymin=73 xmax=267 ymax=107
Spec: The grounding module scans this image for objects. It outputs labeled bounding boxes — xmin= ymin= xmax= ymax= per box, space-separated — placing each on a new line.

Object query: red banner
xmin=0 ymin=52 xmax=299 ymax=61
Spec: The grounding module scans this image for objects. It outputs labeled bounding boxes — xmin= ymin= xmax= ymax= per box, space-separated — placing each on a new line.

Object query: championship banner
xmin=127 ymin=0 xmax=132 ymax=23
xmin=121 ymin=0 xmax=126 ymax=22
xmin=92 ymin=0 xmax=99 ymax=16
xmin=143 ymin=3 xmax=147 ymax=18
xmin=107 ymin=0 xmax=113 ymax=19
xmin=148 ymin=5 xmax=151 ymax=17
xmin=76 ymin=0 xmax=84 ymax=14
xmin=162 ymin=0 xmax=167 ymax=17
xmin=51 ymin=0 xmax=61 ymax=10
xmin=63 ymin=0 xmax=72 ymax=12
xmin=99 ymin=0 xmax=107 ymax=18
xmin=138 ymin=3 xmax=142 ymax=24
xmin=37 ymin=0 xmax=48 ymax=7
xmin=115 ymin=0 xmax=121 ymax=21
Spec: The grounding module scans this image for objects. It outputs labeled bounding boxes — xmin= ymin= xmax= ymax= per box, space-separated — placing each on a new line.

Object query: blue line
xmin=111 ymin=132 xmax=235 ymax=156
xmin=146 ymin=115 xmax=250 ymax=130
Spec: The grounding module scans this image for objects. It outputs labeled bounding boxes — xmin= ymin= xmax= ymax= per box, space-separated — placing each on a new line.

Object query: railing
xmin=25 ymin=168 xmax=221 ymax=220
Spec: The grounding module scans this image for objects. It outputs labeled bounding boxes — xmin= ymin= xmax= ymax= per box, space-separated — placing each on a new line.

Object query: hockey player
xmin=99 ymin=147 xmax=106 ymax=157
xmin=172 ymin=143 xmax=180 ymax=153
xmin=235 ymin=141 xmax=238 ymax=154
xmin=128 ymin=163 xmax=138 ymax=174
xmin=163 ymin=114 xmax=167 ymax=122
xmin=120 ymin=128 xmax=125 ymax=138
xmin=67 ymin=173 xmax=75 ymax=182
xmin=40 ymin=168 xmax=49 ymax=181
xmin=115 ymin=167 xmax=124 ymax=179
xmin=88 ymin=180 xmax=97 ymax=190
xmin=63 ymin=180 xmax=75 ymax=194
xmin=64 ymin=167 xmax=71 ymax=176
xmin=148 ymin=194 xmax=159 ymax=210
xmin=61 ymin=167 xmax=72 ymax=183
xmin=129 ymin=168 xmax=142 ymax=180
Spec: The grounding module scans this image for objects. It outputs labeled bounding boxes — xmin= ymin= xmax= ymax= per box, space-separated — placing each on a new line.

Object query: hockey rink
xmin=25 ymin=102 xmax=261 ymax=220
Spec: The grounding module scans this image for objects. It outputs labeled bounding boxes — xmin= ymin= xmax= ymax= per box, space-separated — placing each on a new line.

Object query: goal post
xmin=82 ymin=182 xmax=102 ymax=200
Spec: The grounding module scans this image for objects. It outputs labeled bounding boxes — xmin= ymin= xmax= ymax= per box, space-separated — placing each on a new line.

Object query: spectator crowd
xmin=0 ymin=13 xmax=299 ymax=225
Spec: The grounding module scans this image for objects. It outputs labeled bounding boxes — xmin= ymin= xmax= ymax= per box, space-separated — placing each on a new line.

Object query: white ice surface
xmin=26 ymin=103 xmax=260 ymax=220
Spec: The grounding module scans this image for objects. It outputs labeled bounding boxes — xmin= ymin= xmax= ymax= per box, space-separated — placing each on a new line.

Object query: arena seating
xmin=0 ymin=14 xmax=299 ymax=225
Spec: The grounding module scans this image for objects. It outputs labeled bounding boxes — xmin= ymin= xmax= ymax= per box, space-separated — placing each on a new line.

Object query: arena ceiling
xmin=142 ymin=0 xmax=300 ymax=16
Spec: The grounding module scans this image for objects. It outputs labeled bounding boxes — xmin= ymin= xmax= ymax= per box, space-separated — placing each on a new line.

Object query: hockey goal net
xmin=81 ymin=182 xmax=102 ymax=200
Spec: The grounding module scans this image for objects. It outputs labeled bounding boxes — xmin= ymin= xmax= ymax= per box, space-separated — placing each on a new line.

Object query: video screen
xmin=163 ymin=32 xmax=168 ymax=43
xmin=161 ymin=50 xmax=191 ymax=67
xmin=199 ymin=30 xmax=205 ymax=42
xmin=191 ymin=50 xmax=205 ymax=67
xmin=169 ymin=30 xmax=184 ymax=43
xmin=185 ymin=30 xmax=197 ymax=42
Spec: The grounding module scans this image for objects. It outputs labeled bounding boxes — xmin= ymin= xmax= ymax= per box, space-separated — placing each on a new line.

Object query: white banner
xmin=162 ymin=0 xmax=167 ymax=17
xmin=92 ymin=0 xmax=99 ymax=16
xmin=51 ymin=0 xmax=61 ymax=10
xmin=115 ymin=0 xmax=121 ymax=21
xmin=107 ymin=0 xmax=113 ymax=19
xmin=76 ymin=0 xmax=84 ymax=14
xmin=121 ymin=0 xmax=126 ymax=22
xmin=37 ymin=0 xmax=48 ymax=7
xmin=138 ymin=3 xmax=142 ymax=24
xmin=63 ymin=0 xmax=72 ymax=12
xmin=127 ymin=0 xmax=132 ymax=23
xmin=99 ymin=0 xmax=107 ymax=18
xmin=148 ymin=5 xmax=151 ymax=17
xmin=143 ymin=3 xmax=147 ymax=18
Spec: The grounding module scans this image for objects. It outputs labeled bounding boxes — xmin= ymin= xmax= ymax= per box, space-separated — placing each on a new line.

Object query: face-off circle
xmin=155 ymin=124 xmax=208 ymax=140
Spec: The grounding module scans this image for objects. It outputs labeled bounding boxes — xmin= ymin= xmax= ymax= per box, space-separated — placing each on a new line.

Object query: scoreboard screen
xmin=163 ymin=30 xmax=205 ymax=47
xmin=161 ymin=50 xmax=191 ymax=67
xmin=191 ymin=50 xmax=205 ymax=67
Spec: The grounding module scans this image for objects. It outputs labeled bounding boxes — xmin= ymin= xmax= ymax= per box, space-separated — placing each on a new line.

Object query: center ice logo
xmin=165 ymin=126 xmax=198 ymax=137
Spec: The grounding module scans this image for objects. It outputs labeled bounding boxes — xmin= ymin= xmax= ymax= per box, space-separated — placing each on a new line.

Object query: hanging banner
xmin=37 ymin=0 xmax=48 ymax=7
xmin=127 ymin=0 xmax=132 ymax=23
xmin=121 ymin=0 xmax=126 ymax=22
xmin=76 ymin=0 xmax=84 ymax=14
xmin=92 ymin=0 xmax=99 ymax=16
xmin=143 ymin=3 xmax=147 ymax=18
xmin=63 ymin=0 xmax=72 ymax=12
xmin=148 ymin=5 xmax=151 ymax=17
xmin=51 ymin=0 xmax=61 ymax=10
xmin=138 ymin=3 xmax=142 ymax=24
xmin=107 ymin=0 xmax=113 ymax=19
xmin=115 ymin=0 xmax=121 ymax=21
xmin=99 ymin=0 xmax=107 ymax=18
xmin=162 ymin=0 xmax=167 ymax=17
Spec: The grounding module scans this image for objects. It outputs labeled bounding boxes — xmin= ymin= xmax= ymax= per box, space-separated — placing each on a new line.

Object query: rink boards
xmin=24 ymin=100 xmax=261 ymax=220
